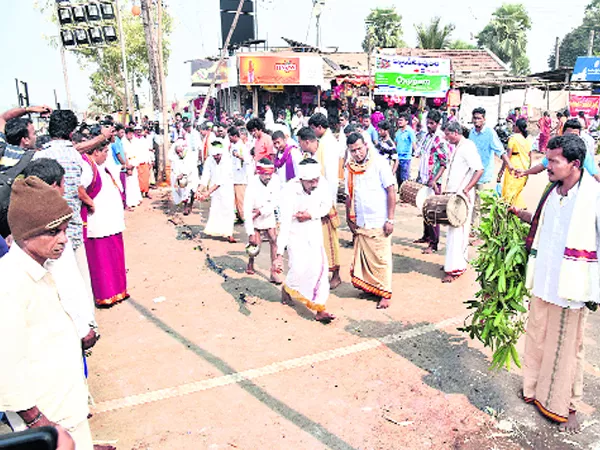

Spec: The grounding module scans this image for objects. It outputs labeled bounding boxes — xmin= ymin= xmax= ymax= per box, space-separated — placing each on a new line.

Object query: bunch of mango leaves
xmin=459 ymin=191 xmax=531 ymax=370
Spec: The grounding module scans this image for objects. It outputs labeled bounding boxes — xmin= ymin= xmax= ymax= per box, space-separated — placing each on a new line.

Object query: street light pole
xmin=115 ymin=0 xmax=130 ymax=123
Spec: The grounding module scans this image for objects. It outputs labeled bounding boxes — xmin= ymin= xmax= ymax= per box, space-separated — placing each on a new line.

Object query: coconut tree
xmin=477 ymin=3 xmax=532 ymax=75
xmin=415 ymin=17 xmax=455 ymax=49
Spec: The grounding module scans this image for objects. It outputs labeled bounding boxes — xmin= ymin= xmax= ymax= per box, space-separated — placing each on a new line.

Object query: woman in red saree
xmin=81 ymin=143 xmax=129 ymax=307
xmin=537 ymin=111 xmax=552 ymax=153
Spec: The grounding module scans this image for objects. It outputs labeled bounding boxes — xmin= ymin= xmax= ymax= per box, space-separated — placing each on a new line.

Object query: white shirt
xmin=265 ymin=109 xmax=275 ymax=130
xmin=81 ymin=162 xmax=125 ymax=238
xmin=0 ymin=245 xmax=89 ymax=429
xmin=231 ymin=140 xmax=252 ymax=185
xmin=244 ymin=175 xmax=280 ymax=235
xmin=445 ymin=138 xmax=484 ymax=193
xmin=47 ymin=241 xmax=96 ymax=339
xmin=532 ymin=183 xmax=600 ymax=308
xmin=318 ymin=129 xmax=342 ymax=204
xmin=276 ymin=177 xmax=332 ymax=252
xmin=581 ymin=131 xmax=596 ymax=159
xmin=345 ymin=153 xmax=395 ymax=229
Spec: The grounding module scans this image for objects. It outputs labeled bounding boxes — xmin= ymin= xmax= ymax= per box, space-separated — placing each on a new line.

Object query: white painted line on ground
xmin=94 ymin=315 xmax=465 ymax=414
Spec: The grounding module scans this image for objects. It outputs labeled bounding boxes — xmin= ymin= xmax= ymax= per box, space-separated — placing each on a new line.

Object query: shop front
xmin=237 ymin=52 xmax=325 ymax=116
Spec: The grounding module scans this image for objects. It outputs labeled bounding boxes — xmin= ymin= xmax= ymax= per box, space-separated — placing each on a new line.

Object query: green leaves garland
xmin=459 ymin=191 xmax=531 ymax=370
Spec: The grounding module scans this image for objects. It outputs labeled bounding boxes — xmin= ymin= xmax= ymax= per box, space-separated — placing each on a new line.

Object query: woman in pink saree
xmin=81 ymin=143 xmax=129 ymax=307
xmin=537 ymin=111 xmax=552 ymax=153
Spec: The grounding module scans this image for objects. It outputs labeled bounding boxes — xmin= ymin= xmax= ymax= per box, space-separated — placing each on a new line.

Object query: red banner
xmin=569 ymin=95 xmax=600 ymax=117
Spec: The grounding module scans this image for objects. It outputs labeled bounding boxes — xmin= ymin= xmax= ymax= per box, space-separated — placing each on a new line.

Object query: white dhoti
xmin=125 ymin=167 xmax=143 ymax=208
xmin=204 ymin=184 xmax=235 ymax=237
xmin=444 ymin=199 xmax=473 ymax=275
xmin=284 ymin=239 xmax=329 ymax=312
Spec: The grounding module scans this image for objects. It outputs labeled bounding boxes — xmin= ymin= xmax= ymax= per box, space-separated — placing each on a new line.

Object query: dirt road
xmin=87 ymin=156 xmax=600 ymax=449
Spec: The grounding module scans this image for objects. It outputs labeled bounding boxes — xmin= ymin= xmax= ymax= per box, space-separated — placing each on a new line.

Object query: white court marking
xmin=94 ymin=315 xmax=465 ymax=414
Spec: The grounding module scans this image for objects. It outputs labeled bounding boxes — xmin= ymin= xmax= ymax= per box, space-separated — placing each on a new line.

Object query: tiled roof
xmin=321 ymin=48 xmax=513 ymax=85
xmin=393 ymin=48 xmax=508 ymax=74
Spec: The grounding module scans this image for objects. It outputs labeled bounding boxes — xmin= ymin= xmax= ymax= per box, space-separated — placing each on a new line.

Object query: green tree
xmin=36 ymin=2 xmax=171 ymax=113
xmin=362 ymin=7 xmax=405 ymax=52
xmin=549 ymin=0 xmax=600 ymax=68
xmin=449 ymin=40 xmax=478 ymax=50
xmin=477 ymin=3 xmax=532 ymax=75
xmin=415 ymin=17 xmax=455 ymax=49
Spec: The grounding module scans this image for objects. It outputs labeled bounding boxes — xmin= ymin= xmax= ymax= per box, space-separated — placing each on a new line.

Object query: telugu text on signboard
xmin=374 ymin=56 xmax=451 ymax=98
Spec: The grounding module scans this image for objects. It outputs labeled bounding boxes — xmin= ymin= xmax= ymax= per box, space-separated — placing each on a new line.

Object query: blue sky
xmin=0 ymin=0 xmax=593 ymax=112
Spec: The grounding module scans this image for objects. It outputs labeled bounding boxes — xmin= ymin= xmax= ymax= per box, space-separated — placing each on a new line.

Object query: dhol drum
xmin=399 ymin=181 xmax=435 ymax=210
xmin=422 ymin=194 xmax=469 ymax=228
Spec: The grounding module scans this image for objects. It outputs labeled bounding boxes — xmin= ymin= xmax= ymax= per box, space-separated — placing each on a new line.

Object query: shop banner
xmin=572 ymin=57 xmax=600 ymax=82
xmin=239 ymin=55 xmax=300 ymax=85
xmin=374 ymin=56 xmax=450 ymax=98
xmin=569 ymin=95 xmax=600 ymax=117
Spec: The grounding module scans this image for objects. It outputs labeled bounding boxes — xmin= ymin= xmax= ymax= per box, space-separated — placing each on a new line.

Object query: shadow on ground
xmin=392 ymin=253 xmax=442 ymax=279
xmin=345 ymin=319 xmax=600 ymax=449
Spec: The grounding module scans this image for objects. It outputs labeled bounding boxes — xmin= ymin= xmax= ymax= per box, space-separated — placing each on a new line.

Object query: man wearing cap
xmin=197 ymin=140 xmax=236 ymax=243
xmin=244 ymin=158 xmax=281 ymax=282
xmin=298 ymin=125 xmax=342 ymax=290
xmin=0 ymin=177 xmax=107 ymax=450
xmin=273 ymin=158 xmax=336 ymax=323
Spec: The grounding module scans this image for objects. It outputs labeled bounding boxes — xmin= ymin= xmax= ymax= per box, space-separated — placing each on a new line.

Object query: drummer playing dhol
xmin=441 ymin=122 xmax=484 ymax=283
xmin=414 ymin=110 xmax=450 ymax=254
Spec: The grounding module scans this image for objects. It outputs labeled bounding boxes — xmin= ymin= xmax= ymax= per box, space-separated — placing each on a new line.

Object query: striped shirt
xmin=0 ymin=132 xmax=27 ymax=171
xmin=34 ymin=140 xmax=84 ymax=249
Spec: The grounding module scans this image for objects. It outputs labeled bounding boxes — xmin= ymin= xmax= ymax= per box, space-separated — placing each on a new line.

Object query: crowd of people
xmin=0 ymin=96 xmax=598 ymax=449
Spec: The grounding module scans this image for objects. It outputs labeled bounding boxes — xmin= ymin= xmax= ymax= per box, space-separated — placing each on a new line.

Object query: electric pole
xmin=140 ymin=0 xmax=162 ymax=112
xmin=588 ymin=30 xmax=595 ymax=56
xmin=157 ymin=0 xmax=169 ymax=183
xmin=115 ymin=0 xmax=131 ymax=123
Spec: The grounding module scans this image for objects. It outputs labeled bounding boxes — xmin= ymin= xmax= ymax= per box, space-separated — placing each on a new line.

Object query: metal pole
xmin=498 ymin=84 xmax=503 ymax=122
xmin=115 ymin=0 xmax=130 ymax=124
xmin=157 ymin=0 xmax=169 ymax=184
xmin=554 ymin=37 xmax=560 ymax=70
xmin=15 ymin=79 xmax=21 ymax=107
xmin=198 ymin=0 xmax=246 ymax=122
xmin=60 ymin=45 xmax=73 ymax=109
xmin=588 ymin=30 xmax=595 ymax=56
xmin=316 ymin=15 xmax=321 ymax=48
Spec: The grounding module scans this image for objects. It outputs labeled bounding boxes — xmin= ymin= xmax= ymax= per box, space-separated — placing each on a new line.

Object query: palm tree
xmin=477 ymin=3 xmax=531 ymax=75
xmin=415 ymin=17 xmax=455 ymax=49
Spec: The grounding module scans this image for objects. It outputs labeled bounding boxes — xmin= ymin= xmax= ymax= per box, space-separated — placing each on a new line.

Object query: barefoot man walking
xmin=244 ymin=159 xmax=281 ymax=284
xmin=273 ymin=159 xmax=336 ymax=323
xmin=512 ymin=134 xmax=600 ymax=432
xmin=345 ymin=133 xmax=396 ymax=309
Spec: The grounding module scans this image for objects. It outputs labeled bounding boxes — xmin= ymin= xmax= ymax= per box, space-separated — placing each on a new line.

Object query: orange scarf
xmin=346 ymin=155 xmax=373 ymax=222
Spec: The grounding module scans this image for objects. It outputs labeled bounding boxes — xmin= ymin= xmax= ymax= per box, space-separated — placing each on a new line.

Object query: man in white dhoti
xmin=171 ymin=141 xmax=199 ymax=215
xmin=244 ymin=159 xmax=281 ymax=283
xmin=122 ymin=127 xmax=143 ymax=209
xmin=442 ymin=121 xmax=484 ymax=283
xmin=197 ymin=140 xmax=236 ymax=243
xmin=273 ymin=158 xmax=336 ymax=323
